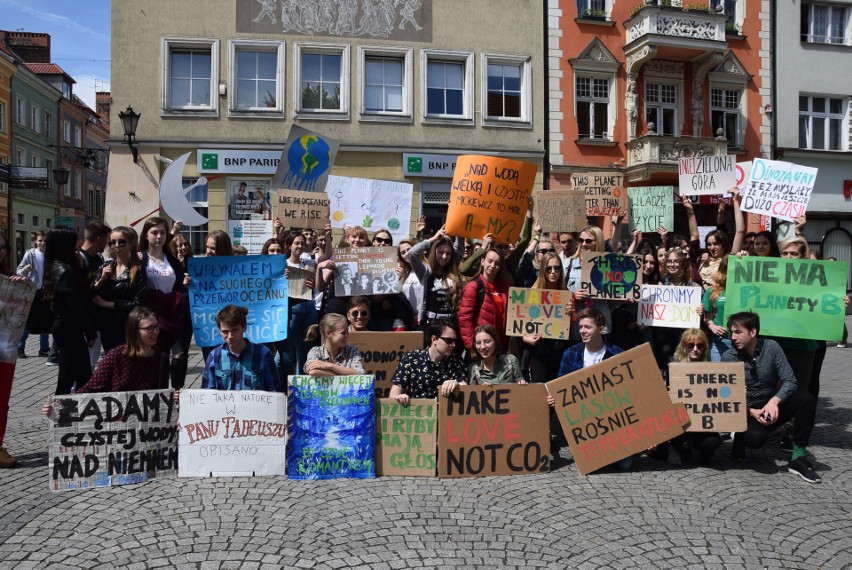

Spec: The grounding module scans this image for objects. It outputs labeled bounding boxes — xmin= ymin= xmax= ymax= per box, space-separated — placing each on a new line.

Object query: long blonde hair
xmin=672 ymin=328 xmax=710 ymax=363
xmin=534 ymin=253 xmax=566 ymax=290
xmin=305 ymin=313 xmax=348 ymax=348
xmin=570 ymin=225 xmax=605 ymax=259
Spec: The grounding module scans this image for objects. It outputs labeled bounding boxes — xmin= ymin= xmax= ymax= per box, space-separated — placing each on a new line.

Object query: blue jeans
xmin=709 ymin=335 xmax=732 ymax=362
xmin=285 ymin=300 xmax=318 ymax=376
xmin=18 ymin=331 xmax=49 ymax=352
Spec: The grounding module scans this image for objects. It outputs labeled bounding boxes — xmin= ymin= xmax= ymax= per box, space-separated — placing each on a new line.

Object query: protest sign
xmin=438 ymin=384 xmax=550 ymax=478
xmin=226 ymin=178 xmax=274 ymax=254
xmin=725 ymin=257 xmax=848 ymax=341
xmin=506 ymin=287 xmax=572 ymax=340
xmin=580 ymin=252 xmax=642 ymax=301
xmin=288 ymin=375 xmax=375 ymax=480
xmin=375 ymin=398 xmax=437 ymax=476
xmin=48 ymin=390 xmax=177 ymax=491
xmin=445 ymin=155 xmax=536 ymax=244
xmin=272 ymin=124 xmax=340 ymax=193
xmin=178 ymin=389 xmax=287 ymax=477
xmin=637 ymin=284 xmax=701 ymax=329
xmin=536 ymin=189 xmax=586 ymax=233
xmin=348 ymin=331 xmax=422 ymax=398
xmin=629 ymin=186 xmax=674 ymax=232
xmin=698 ymin=226 xmax=716 ymax=249
xmin=287 ymin=267 xmax=315 ymax=301
xmin=332 ymin=247 xmax=399 ymax=297
xmin=740 ymin=158 xmax=817 ymax=222
xmin=326 ymin=175 xmax=414 ymax=243
xmin=546 ymin=343 xmax=690 ymax=475
xmin=188 ymin=255 xmax=288 ymax=347
xmin=570 ymin=172 xmax=626 ymax=217
xmin=677 ymin=155 xmax=736 ymax=196
xmin=735 ymin=161 xmax=752 ymax=188
xmin=0 ymin=275 xmax=36 ymax=364
xmin=668 ymin=362 xmax=746 ymax=433
xmin=277 ymin=189 xmax=330 ymax=230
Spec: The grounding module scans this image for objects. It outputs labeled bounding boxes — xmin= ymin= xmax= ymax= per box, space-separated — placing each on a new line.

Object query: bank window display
xmin=295 ymin=43 xmax=349 ymax=115
xmin=162 ymin=37 xmax=219 ymax=113
xmin=230 ymin=40 xmax=284 ymax=113
xmin=799 ymin=95 xmax=847 ymax=151
xmin=645 ymin=81 xmax=679 ymax=136
xmin=710 ymin=87 xmax=743 ymax=147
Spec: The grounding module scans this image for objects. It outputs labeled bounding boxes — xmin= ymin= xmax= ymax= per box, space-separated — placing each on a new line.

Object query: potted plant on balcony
xmin=683 ymin=2 xmax=713 ymax=13
xmin=263 ymin=91 xmax=276 ymax=108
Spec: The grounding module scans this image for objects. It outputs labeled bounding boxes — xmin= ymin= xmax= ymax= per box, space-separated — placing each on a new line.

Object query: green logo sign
xmin=407 ymin=156 xmax=423 ymax=173
xmin=201 ymin=153 xmax=218 ymax=170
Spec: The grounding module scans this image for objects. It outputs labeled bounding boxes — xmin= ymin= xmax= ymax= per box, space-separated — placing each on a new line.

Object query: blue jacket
xmin=558 ymin=342 xmax=624 ymax=377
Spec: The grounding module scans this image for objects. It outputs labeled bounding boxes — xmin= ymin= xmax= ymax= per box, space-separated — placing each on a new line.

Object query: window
xmin=295 ymin=43 xmax=349 ymax=115
xmin=30 ymin=105 xmax=39 ymax=132
xmin=358 ymin=46 xmax=412 ymax=121
xmin=30 ymin=153 xmax=38 ymax=168
xmin=74 ymin=171 xmax=82 ymax=199
xmin=43 ymin=112 xmax=52 ymax=138
xmin=74 ymin=127 xmax=82 ymax=147
xmin=483 ymin=54 xmax=532 ymax=126
xmin=63 ymin=167 xmax=71 ymax=196
xmin=799 ymin=95 xmax=847 ymax=150
xmin=0 ymin=101 xmax=6 ymax=133
xmin=63 ymin=120 xmax=71 ymax=142
xmin=645 ymin=82 xmax=679 ymax=136
xmin=16 ymin=149 xmax=23 ymax=166
xmin=162 ymin=37 xmax=219 ymax=113
xmin=710 ymin=88 xmax=743 ymax=146
xmin=32 ymin=215 xmax=39 ymax=227
xmin=15 ymin=97 xmax=24 ymax=125
xmin=576 ymin=77 xmax=610 ymax=139
xmin=88 ymin=182 xmax=95 ymax=215
xmin=16 ymin=213 xmax=23 ymax=225
xmin=44 ymin=159 xmax=53 ymax=184
xmin=801 ymin=3 xmax=849 ymax=44
xmin=230 ymin=40 xmax=284 ymax=113
xmin=577 ymin=0 xmax=608 ymax=18
xmin=422 ymin=50 xmax=473 ymax=122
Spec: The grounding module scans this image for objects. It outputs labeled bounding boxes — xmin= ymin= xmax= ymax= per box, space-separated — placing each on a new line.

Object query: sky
xmin=1 ymin=0 xmax=111 ymax=110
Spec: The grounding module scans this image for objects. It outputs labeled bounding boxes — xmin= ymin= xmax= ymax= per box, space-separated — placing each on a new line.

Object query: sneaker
xmin=17 ymin=349 xmax=27 ymax=359
xmin=788 ymin=457 xmax=821 ymax=483
xmin=780 ymin=434 xmax=794 ymax=453
xmin=0 ymin=447 xmax=17 ymax=468
xmin=45 ymin=358 xmax=58 ymax=366
xmin=837 ymin=343 xmax=846 ymax=348
xmin=38 ymin=349 xmax=50 ymax=356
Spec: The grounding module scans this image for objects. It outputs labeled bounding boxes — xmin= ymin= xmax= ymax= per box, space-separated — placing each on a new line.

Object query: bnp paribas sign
xmin=197 ymin=149 xmax=281 ymax=174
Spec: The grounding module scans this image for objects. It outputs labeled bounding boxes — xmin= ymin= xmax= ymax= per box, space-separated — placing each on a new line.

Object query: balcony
xmin=624 ymin=134 xmax=728 ymax=182
xmin=13 ymin=186 xmax=57 ymax=204
xmin=624 ymin=5 xmax=728 ymax=61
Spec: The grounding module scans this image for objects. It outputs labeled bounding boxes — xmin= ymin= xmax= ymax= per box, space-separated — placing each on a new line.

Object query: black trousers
xmin=53 ymin=319 xmax=92 ymax=395
xmin=733 ymin=391 xmax=817 ymax=452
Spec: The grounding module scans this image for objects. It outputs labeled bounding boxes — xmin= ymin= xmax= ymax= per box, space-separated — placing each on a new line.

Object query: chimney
xmin=4 ymin=31 xmax=51 ymax=63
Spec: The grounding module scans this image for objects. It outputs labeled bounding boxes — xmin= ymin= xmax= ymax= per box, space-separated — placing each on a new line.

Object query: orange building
xmin=548 ymin=0 xmax=769 ymax=235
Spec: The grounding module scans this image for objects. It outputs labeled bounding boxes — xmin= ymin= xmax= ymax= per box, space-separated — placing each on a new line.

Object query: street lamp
xmin=118 ymin=106 xmax=141 ymax=163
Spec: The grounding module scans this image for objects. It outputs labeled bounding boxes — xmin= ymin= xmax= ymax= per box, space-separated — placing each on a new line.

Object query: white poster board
xmin=740 ymin=158 xmax=817 ymax=222
xmin=325 ymin=175 xmax=413 ymax=243
xmin=678 ymin=156 xmax=736 ymax=196
xmin=637 ymin=284 xmax=701 ymax=329
xmin=178 ymin=389 xmax=287 ymax=477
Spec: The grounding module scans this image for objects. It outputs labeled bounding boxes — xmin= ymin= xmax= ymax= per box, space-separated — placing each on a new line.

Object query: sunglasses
xmin=109 ymin=238 xmax=127 ymax=247
xmin=349 ymin=310 xmax=369 ymax=318
xmin=579 ymin=238 xmax=595 ymax=244
xmin=139 ymin=324 xmax=160 ymax=333
xmin=537 ymin=248 xmax=555 ymax=254
xmin=439 ymin=336 xmax=457 ymax=345
xmin=373 ymin=237 xmax=392 ymax=245
xmin=685 ymin=343 xmax=705 ymax=350
xmin=544 ymin=266 xmax=561 ymax=273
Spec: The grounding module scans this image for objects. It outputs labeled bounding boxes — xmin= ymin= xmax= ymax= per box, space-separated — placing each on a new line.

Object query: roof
xmin=24 ymin=62 xmax=75 ymax=82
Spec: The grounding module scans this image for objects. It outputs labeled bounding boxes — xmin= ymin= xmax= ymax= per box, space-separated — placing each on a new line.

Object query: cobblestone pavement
xmin=2 ymin=322 xmax=851 ymax=570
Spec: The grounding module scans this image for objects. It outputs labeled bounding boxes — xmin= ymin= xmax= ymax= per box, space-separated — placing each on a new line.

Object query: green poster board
xmin=725 ymin=257 xmax=848 ymax=341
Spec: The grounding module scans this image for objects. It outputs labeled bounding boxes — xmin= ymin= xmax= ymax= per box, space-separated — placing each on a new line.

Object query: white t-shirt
xmin=583 ymin=345 xmax=607 ymax=368
xmin=146 ymin=256 xmax=176 ymax=293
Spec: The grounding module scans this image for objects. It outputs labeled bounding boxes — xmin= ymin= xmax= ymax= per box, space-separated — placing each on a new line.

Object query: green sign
xmin=200 ymin=152 xmax=218 ymax=170
xmin=725 ymin=257 xmax=848 ymax=341
xmin=407 ymin=156 xmax=422 ymax=173
xmin=629 ymin=186 xmax=674 ymax=232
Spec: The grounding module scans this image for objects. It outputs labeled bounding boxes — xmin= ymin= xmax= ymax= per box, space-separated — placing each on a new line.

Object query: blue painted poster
xmin=272 ymin=125 xmax=340 ymax=193
xmin=287 ymin=375 xmax=375 ymax=480
xmin=188 ymin=255 xmax=288 ymax=347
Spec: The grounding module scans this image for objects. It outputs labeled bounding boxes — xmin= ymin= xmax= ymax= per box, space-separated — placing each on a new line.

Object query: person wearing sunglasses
xmin=92 ymin=227 xmax=147 ymax=352
xmin=371 ymin=229 xmax=393 ymax=247
xmin=721 ymin=312 xmax=821 ymax=483
xmin=517 ymin=219 xmax=555 ymax=287
xmin=390 ymin=319 xmax=467 ymax=405
xmin=346 ymin=296 xmax=372 ymax=332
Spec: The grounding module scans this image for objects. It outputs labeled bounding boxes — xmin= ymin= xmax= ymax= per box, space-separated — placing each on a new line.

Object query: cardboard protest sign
xmin=668 ymin=362 xmax=746 ymax=433
xmin=348 ymin=331 xmax=422 ymax=398
xmin=0 ymin=275 xmax=36 ymax=364
xmin=725 ymin=257 xmax=848 ymax=341
xmin=546 ymin=343 xmax=690 ymax=475
xmin=445 ymin=155 xmax=536 ymax=244
xmin=272 ymin=124 xmax=340 ymax=193
xmin=629 ymin=186 xmax=674 ymax=232
xmin=277 ymin=189 xmax=330 ymax=230
xmin=637 ymin=284 xmax=701 ymax=329
xmin=188 ymin=255 xmax=288 ymax=347
xmin=48 ymin=390 xmax=177 ymax=491
xmin=571 ymin=172 xmax=626 ymax=217
xmin=178 ymin=389 xmax=287 ymax=477
xmin=677 ymin=155 xmax=736 ymax=196
xmin=438 ymin=384 xmax=550 ymax=478
xmin=740 ymin=158 xmax=817 ymax=222
xmin=226 ymin=178 xmax=274 ymax=254
xmin=580 ymin=252 xmax=642 ymax=300
xmin=287 ymin=267 xmax=315 ymax=301
xmin=375 ymin=398 xmax=437 ymax=476
xmin=506 ymin=287 xmax=572 ymax=340
xmin=332 ymin=246 xmax=399 ymax=297
xmin=325 ymin=175 xmax=413 ymax=243
xmin=288 ymin=375 xmax=375 ymax=480
xmin=536 ymin=189 xmax=586 ymax=233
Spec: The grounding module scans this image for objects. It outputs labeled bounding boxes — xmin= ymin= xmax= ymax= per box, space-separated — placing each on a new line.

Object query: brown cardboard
xmin=668 ymin=362 xmax=747 ymax=433
xmin=580 ymin=251 xmax=643 ymax=301
xmin=438 ymin=384 xmax=550 ymax=478
xmin=546 ymin=343 xmax=690 ymax=475
xmin=332 ymin=246 xmax=400 ymax=296
xmin=277 ymin=189 xmax=330 ymax=229
xmin=348 ymin=331 xmax=422 ymax=398
xmin=506 ymin=287 xmax=573 ymax=341
xmin=375 ymin=398 xmax=437 ymax=476
xmin=536 ymin=189 xmax=586 ymax=233
xmin=287 ymin=267 xmax=315 ymax=301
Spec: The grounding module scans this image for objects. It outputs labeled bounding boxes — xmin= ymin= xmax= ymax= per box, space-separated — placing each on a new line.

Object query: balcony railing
xmin=626 ymin=134 xmax=729 ymax=168
xmin=626 ymin=6 xmax=727 ymax=45
xmin=13 ymin=186 xmax=57 ymax=204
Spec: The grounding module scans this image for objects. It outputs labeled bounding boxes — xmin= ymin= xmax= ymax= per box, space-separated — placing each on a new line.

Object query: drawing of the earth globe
xmin=285 ymin=135 xmax=332 ymax=191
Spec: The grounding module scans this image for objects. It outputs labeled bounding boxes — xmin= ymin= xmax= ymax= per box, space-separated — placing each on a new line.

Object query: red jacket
xmin=458 ymin=276 xmax=509 ymax=350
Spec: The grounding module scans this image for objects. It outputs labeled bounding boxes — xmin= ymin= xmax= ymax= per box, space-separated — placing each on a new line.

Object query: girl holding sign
xmin=458 ymin=249 xmax=510 ymax=351
xmin=564 ymin=225 xmax=612 ymax=337
xmin=653 ymin=247 xmax=702 ymax=369
xmin=521 ymin=253 xmax=571 ymax=384
xmin=407 ymin=226 xmax=464 ymax=334
xmin=702 ymin=257 xmax=731 ymax=361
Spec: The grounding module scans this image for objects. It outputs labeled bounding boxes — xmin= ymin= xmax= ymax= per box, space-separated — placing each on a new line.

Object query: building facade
xmin=109 ymin=0 xmax=546 ymax=252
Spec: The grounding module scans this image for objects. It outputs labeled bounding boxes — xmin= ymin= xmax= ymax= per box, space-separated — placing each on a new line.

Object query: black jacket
xmin=49 ymin=261 xmax=96 ymax=339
